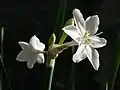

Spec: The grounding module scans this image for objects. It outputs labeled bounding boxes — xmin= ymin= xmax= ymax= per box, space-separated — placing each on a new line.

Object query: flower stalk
xmin=48 ymin=59 xmax=55 ymax=90
xmin=0 ymin=28 xmax=12 ymax=90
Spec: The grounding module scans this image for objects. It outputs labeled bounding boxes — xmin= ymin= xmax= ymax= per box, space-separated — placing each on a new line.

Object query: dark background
xmin=0 ymin=0 xmax=120 ymax=90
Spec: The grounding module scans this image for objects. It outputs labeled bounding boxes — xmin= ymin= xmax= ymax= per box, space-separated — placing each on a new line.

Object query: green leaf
xmin=53 ymin=0 xmax=67 ymax=43
xmin=108 ymin=39 xmax=120 ymax=90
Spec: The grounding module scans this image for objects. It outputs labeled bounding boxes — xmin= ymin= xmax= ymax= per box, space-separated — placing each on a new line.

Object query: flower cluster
xmin=16 ymin=9 xmax=107 ymax=70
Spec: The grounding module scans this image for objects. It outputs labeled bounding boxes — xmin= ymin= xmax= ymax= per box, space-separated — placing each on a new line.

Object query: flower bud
xmin=48 ymin=33 xmax=56 ymax=49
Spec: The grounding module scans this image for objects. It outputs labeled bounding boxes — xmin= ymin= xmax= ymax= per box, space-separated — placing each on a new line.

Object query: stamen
xmin=95 ymin=32 xmax=103 ymax=36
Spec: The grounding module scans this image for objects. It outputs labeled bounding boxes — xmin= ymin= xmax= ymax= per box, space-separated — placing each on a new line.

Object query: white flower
xmin=16 ymin=35 xmax=45 ymax=69
xmin=62 ymin=9 xmax=107 ymax=70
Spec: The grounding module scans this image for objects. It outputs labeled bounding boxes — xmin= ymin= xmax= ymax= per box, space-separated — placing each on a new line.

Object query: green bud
xmin=58 ymin=18 xmax=74 ymax=44
xmin=48 ymin=33 xmax=56 ymax=49
xmin=65 ymin=18 xmax=74 ymax=26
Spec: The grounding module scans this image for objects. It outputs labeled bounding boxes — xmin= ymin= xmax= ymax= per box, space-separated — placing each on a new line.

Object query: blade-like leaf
xmin=53 ymin=0 xmax=67 ymax=43
xmin=108 ymin=38 xmax=120 ymax=90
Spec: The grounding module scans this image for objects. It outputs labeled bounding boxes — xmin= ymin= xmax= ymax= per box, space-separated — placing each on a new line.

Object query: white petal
xmin=16 ymin=48 xmax=32 ymax=62
xmin=73 ymin=44 xmax=86 ymax=63
xmin=85 ymin=46 xmax=99 ymax=70
xmin=36 ymin=54 xmax=44 ymax=63
xmin=85 ymin=15 xmax=99 ymax=35
xmin=18 ymin=42 xmax=29 ymax=49
xmin=89 ymin=36 xmax=107 ymax=48
xmin=62 ymin=25 xmax=80 ymax=43
xmin=27 ymin=59 xmax=36 ymax=69
xmin=72 ymin=9 xmax=85 ymax=28
xmin=29 ymin=35 xmax=45 ymax=51
xmin=73 ymin=9 xmax=86 ymax=35
xmin=16 ymin=50 xmax=27 ymax=62
xmin=77 ymin=22 xmax=86 ymax=35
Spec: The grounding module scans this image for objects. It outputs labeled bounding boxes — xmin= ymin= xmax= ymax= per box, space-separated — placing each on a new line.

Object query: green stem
xmin=0 ymin=27 xmax=12 ymax=90
xmin=48 ymin=59 xmax=55 ymax=90
xmin=0 ymin=27 xmax=4 ymax=90
xmin=0 ymin=55 xmax=12 ymax=90
xmin=58 ymin=32 xmax=67 ymax=44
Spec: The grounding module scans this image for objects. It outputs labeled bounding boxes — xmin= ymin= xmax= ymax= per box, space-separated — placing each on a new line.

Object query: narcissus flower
xmin=16 ymin=35 xmax=45 ymax=69
xmin=63 ymin=9 xmax=107 ymax=70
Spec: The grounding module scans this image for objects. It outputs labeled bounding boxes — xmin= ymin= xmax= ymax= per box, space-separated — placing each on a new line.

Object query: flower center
xmin=76 ymin=31 xmax=91 ymax=45
xmin=82 ymin=32 xmax=91 ymax=44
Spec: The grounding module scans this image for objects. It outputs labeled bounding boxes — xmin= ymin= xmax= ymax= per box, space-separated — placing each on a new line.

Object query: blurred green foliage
xmin=108 ymin=38 xmax=120 ymax=90
xmin=53 ymin=0 xmax=67 ymax=43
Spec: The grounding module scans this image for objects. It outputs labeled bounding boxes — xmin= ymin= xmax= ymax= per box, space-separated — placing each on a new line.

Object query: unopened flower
xmin=16 ymin=35 xmax=45 ymax=69
xmin=63 ymin=9 xmax=107 ymax=70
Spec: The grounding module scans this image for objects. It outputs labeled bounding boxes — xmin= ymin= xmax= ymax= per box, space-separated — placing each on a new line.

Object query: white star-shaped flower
xmin=62 ymin=9 xmax=107 ymax=70
xmin=16 ymin=35 xmax=45 ymax=69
